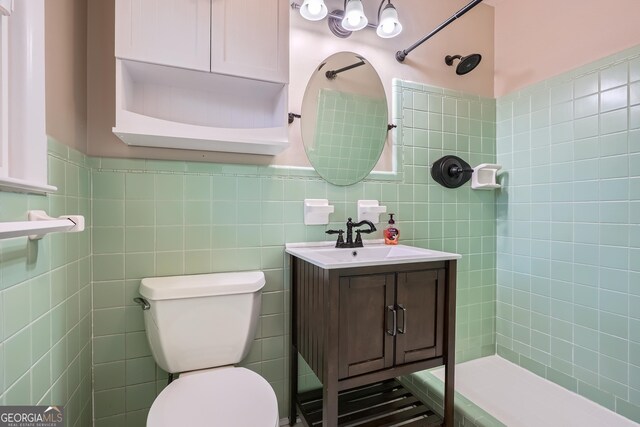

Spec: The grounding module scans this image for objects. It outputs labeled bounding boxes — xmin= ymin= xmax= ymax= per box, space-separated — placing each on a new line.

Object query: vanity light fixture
xmin=341 ymin=0 xmax=368 ymax=31
xmin=299 ymin=0 xmax=328 ymax=21
xmin=376 ymin=0 xmax=402 ymax=38
xmin=293 ymin=0 xmax=403 ymax=39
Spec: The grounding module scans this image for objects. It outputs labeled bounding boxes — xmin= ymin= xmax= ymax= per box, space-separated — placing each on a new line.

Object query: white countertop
xmin=285 ymin=241 xmax=461 ymax=270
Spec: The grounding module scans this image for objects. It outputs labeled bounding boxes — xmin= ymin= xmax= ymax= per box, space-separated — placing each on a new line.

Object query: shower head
xmin=445 ymin=53 xmax=482 ymax=75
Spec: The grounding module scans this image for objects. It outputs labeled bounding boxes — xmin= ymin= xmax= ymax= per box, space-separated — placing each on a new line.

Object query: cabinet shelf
xmin=114 ymin=59 xmax=289 ymax=155
xmin=297 ymin=380 xmax=442 ymax=427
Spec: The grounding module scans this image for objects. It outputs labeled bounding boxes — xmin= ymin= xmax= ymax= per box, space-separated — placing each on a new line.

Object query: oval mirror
xmin=301 ymin=52 xmax=388 ymax=186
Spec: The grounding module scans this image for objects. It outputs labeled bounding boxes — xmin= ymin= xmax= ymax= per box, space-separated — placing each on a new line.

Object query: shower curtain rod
xmin=395 ymin=0 xmax=484 ymax=62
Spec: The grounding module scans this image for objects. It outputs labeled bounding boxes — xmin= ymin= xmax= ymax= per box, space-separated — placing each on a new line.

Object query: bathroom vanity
xmin=287 ymin=243 xmax=459 ymax=427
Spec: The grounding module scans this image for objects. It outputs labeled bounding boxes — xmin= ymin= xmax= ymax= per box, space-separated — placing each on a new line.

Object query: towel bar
xmin=0 ymin=210 xmax=85 ymax=240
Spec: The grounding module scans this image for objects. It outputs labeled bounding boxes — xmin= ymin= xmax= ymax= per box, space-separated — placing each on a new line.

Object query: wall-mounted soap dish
xmin=472 ymin=164 xmax=502 ymax=190
xmin=304 ymin=199 xmax=335 ymax=225
xmin=357 ymin=200 xmax=387 ymax=224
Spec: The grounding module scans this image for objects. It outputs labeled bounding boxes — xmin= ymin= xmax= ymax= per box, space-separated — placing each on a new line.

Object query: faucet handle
xmin=354 ymin=230 xmax=363 ymax=246
xmin=326 ymin=229 xmax=345 ymax=248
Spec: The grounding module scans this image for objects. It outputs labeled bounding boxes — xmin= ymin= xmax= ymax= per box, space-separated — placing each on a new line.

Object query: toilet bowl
xmin=137 ymin=271 xmax=278 ymax=427
xmin=147 ymin=367 xmax=279 ymax=427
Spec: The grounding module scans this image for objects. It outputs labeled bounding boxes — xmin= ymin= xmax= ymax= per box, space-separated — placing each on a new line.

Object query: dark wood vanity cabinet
xmin=396 ymin=269 xmax=446 ymax=364
xmin=338 ymin=269 xmax=445 ymax=379
xmin=289 ymin=258 xmax=457 ymax=427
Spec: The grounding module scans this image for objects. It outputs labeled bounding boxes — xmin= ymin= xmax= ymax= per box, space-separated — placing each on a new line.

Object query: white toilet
xmin=137 ymin=271 xmax=279 ymax=427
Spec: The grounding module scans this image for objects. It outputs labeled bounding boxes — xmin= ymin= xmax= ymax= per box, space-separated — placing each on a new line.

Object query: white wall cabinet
xmin=115 ymin=0 xmax=211 ymax=72
xmin=210 ymin=0 xmax=288 ymax=83
xmin=113 ymin=0 xmax=289 ymax=155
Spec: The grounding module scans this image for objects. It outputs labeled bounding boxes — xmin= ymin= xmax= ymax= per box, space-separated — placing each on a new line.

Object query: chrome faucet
xmin=326 ymin=217 xmax=376 ymax=248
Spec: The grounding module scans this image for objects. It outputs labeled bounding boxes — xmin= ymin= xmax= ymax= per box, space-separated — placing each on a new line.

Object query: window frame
xmin=0 ymin=0 xmax=56 ymax=195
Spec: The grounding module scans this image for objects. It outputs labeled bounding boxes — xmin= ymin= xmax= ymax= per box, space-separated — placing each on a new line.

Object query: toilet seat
xmin=147 ymin=367 xmax=279 ymax=427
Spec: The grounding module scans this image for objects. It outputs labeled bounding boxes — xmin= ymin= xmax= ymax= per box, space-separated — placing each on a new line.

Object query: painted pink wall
xmin=494 ymin=0 xmax=640 ymax=97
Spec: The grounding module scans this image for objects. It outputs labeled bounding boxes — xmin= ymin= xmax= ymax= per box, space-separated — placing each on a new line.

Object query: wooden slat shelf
xmin=297 ymin=380 xmax=443 ymax=427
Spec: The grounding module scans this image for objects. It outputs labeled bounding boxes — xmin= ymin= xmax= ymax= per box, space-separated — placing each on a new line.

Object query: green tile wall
xmin=395 ymin=80 xmax=497 ymax=363
xmin=496 ymin=45 xmax=640 ymax=423
xmin=90 ymin=79 xmax=497 ymax=424
xmin=10 ymin=52 xmax=640 ymax=426
xmin=311 ymin=88 xmax=387 ymax=185
xmin=0 ymin=83 xmax=495 ymax=426
xmin=0 ymin=139 xmax=92 ymax=426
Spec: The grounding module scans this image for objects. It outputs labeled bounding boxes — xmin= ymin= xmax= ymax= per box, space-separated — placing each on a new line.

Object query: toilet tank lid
xmin=140 ymin=271 xmax=265 ymax=301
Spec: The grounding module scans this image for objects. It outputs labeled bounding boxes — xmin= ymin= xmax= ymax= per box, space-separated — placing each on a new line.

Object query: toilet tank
xmin=139 ymin=271 xmax=265 ymax=374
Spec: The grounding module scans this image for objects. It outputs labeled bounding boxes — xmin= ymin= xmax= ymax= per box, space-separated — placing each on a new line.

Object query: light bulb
xmin=347 ymin=13 xmax=360 ymax=27
xmin=341 ymin=0 xmax=367 ymax=31
xmin=376 ymin=3 xmax=402 ymax=38
xmin=381 ymin=20 xmax=395 ymax=34
xmin=300 ymin=0 xmax=327 ymax=21
xmin=307 ymin=1 xmax=321 ymax=15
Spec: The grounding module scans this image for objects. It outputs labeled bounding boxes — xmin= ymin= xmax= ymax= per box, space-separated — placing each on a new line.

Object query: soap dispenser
xmin=384 ymin=213 xmax=399 ymax=245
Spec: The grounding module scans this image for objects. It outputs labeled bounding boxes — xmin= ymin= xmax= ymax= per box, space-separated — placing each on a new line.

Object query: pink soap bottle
xmin=383 ymin=213 xmax=399 ymax=245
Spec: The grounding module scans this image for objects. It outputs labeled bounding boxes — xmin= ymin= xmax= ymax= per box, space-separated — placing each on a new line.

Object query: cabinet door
xmin=338 ymin=274 xmax=395 ymax=379
xmin=115 ymin=0 xmax=210 ymax=72
xmin=395 ymin=269 xmax=445 ymax=364
xmin=210 ymin=0 xmax=289 ymax=83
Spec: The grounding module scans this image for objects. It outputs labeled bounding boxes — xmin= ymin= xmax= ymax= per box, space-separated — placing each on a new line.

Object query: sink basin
xmin=285 ymin=242 xmax=461 ymax=269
